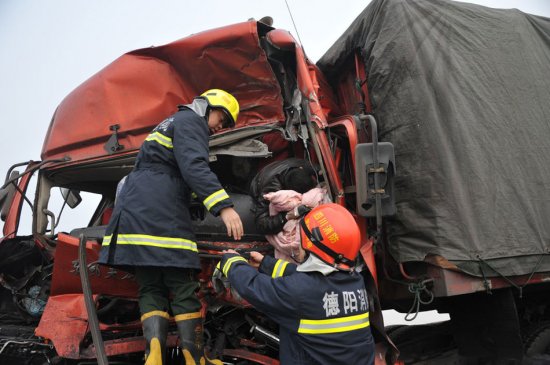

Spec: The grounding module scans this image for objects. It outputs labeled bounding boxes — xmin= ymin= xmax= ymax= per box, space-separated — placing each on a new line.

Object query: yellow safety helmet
xmin=201 ymin=89 xmax=240 ymax=128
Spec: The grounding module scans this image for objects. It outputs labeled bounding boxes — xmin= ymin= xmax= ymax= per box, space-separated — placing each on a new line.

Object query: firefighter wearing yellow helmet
xmin=201 ymin=88 xmax=240 ymax=128
xmin=99 ymin=89 xmax=242 ymax=365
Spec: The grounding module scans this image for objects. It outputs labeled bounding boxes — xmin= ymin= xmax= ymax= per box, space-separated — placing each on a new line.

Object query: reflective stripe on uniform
xmin=222 ymin=256 xmax=248 ymax=276
xmin=298 ymin=312 xmax=370 ymax=334
xmin=102 ymin=234 xmax=197 ymax=251
xmin=272 ymin=259 xmax=289 ymax=278
xmin=141 ymin=310 xmax=170 ymax=321
xmin=145 ymin=131 xmax=173 ymax=149
xmin=203 ymin=189 xmax=230 ymax=211
xmin=174 ymin=312 xmax=202 ymax=322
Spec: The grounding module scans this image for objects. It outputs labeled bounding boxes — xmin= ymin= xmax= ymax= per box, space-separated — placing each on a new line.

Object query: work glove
xmin=189 ymin=199 xmax=206 ymax=220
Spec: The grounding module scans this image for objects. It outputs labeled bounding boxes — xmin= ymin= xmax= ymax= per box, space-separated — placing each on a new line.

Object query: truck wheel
xmin=386 ymin=321 xmax=455 ymax=363
xmin=524 ymin=321 xmax=550 ymax=357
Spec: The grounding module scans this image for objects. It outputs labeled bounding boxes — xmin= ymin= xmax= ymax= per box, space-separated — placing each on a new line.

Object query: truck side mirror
xmin=61 ymin=188 xmax=82 ymax=209
xmin=355 ymin=142 xmax=396 ymax=217
xmin=0 ymin=170 xmax=20 ymax=221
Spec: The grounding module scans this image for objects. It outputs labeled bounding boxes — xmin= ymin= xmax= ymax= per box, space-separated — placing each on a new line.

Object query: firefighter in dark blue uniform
xmin=99 ymin=89 xmax=242 ymax=365
xmin=220 ymin=203 xmax=375 ymax=365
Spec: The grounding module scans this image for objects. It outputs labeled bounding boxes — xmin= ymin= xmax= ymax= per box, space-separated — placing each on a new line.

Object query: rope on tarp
xmin=404 ymin=278 xmax=435 ymax=321
xmin=478 ymin=258 xmax=492 ymax=294
xmin=476 ymin=254 xmax=546 ymax=299
xmin=366 ymin=226 xmax=436 ymax=321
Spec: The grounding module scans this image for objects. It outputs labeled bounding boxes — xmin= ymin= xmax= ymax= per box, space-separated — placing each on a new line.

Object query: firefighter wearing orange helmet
xmin=220 ymin=203 xmax=375 ymax=365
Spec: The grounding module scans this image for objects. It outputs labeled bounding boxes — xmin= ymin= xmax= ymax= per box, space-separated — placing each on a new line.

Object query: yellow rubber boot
xmin=176 ymin=313 xmax=222 ymax=365
xmin=182 ymin=349 xmax=223 ymax=365
xmin=142 ymin=311 xmax=169 ymax=365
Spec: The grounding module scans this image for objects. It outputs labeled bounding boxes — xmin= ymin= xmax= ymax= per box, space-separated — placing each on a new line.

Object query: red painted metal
xmin=35 ymin=294 xmax=92 ymax=358
xmin=398 ymin=262 xmax=419 ymax=281
xmin=328 ymin=116 xmax=360 ymax=168
xmin=50 ymin=233 xmax=139 ymax=297
xmin=314 ymin=130 xmax=345 ymax=205
xmin=314 ymin=67 xmax=343 ymax=119
xmin=427 ymin=265 xmax=550 ymax=297
xmin=2 ymin=162 xmax=37 ymax=239
xmin=79 ymin=333 xmax=179 ymax=358
xmin=41 ymin=21 xmax=285 ymax=164
xmin=223 ymin=348 xmax=279 ymax=365
xmin=265 ymin=29 xmax=295 ymax=50
xmin=322 ymin=52 xmax=371 ymax=117
xmin=295 ymin=47 xmax=327 ymax=128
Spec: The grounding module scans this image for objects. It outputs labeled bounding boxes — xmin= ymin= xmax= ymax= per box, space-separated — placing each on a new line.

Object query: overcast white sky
xmin=0 ymin=0 xmax=549 ymax=179
xmin=1 ymin=0 xmax=549 ymax=325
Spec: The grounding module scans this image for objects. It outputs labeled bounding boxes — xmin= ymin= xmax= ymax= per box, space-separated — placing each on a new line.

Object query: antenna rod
xmin=284 ymin=0 xmax=304 ymax=47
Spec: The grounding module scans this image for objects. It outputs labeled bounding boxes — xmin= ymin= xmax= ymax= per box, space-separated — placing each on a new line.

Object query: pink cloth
xmin=263 ymin=187 xmax=329 ymax=262
xmin=264 ymin=190 xmax=302 ymax=215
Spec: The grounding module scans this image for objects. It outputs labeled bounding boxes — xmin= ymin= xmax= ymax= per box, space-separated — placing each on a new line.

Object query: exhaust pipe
xmin=251 ymin=324 xmax=279 ymax=349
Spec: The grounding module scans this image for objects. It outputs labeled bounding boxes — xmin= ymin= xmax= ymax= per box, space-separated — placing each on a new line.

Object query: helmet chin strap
xmin=291 ymin=248 xmax=307 ymax=264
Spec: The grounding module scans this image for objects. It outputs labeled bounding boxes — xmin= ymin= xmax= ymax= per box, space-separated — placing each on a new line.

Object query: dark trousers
xmin=134 ymin=266 xmax=201 ymax=315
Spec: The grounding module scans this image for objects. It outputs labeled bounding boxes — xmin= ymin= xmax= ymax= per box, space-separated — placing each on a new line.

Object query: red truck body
xmin=2 ymin=3 xmax=550 ymax=363
xmin=1 ymin=20 xmax=384 ymax=364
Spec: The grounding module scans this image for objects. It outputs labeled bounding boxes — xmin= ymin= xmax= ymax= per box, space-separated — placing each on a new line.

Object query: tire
xmin=524 ymin=322 xmax=550 ymax=357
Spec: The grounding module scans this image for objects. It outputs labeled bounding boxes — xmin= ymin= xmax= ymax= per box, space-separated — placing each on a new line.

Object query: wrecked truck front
xmin=41 ymin=20 xmax=285 ymax=165
xmin=1 ymin=19 xmax=375 ymax=363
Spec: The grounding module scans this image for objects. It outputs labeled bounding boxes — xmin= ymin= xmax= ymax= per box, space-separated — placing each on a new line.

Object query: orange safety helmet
xmin=300 ymin=203 xmax=361 ymax=270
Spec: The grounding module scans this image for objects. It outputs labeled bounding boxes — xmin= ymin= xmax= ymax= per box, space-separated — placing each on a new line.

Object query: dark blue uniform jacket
xmin=99 ymin=106 xmax=233 ymax=269
xmin=220 ymin=254 xmax=375 ymax=365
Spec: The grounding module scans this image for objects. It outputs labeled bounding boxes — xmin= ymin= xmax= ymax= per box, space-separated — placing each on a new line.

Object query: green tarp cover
xmin=318 ymin=0 xmax=550 ymax=277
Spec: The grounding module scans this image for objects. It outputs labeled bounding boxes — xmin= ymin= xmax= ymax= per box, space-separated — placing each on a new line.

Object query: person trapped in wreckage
xmin=99 ymin=89 xmax=243 ymax=365
xmin=250 ymin=158 xmax=318 ymax=234
xmin=220 ymin=203 xmax=375 ymax=365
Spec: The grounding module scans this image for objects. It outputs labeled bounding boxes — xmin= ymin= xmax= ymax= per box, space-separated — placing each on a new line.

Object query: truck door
xmin=326 ymin=116 xmax=363 ymax=212
xmin=325 ymin=117 xmax=377 ymax=279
